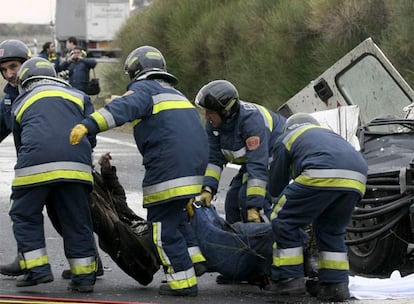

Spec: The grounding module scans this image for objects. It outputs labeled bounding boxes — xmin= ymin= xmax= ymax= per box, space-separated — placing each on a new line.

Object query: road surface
xmin=1 ymin=130 xmax=413 ymax=304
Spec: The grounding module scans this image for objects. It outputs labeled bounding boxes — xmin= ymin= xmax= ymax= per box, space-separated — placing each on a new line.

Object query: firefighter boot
xmin=68 ymin=281 xmax=94 ymax=293
xmin=159 ymin=284 xmax=198 ymax=297
xmin=266 ymin=277 xmax=307 ymax=295
xmin=194 ymin=261 xmax=209 ymax=277
xmin=317 ymin=282 xmax=350 ymax=302
xmin=0 ymin=254 xmax=24 ymax=276
xmin=16 ymin=272 xmax=54 ymax=287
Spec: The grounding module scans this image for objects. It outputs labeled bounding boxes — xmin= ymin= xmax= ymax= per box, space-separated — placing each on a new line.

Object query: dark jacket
xmin=203 ymin=101 xmax=286 ymax=209
xmin=60 ymin=57 xmax=97 ymax=92
xmin=0 ymin=83 xmax=19 ymax=142
xmin=269 ymin=124 xmax=368 ymax=198
xmin=11 ymin=81 xmax=96 ymax=189
xmin=38 ymin=51 xmax=62 ymax=73
xmin=80 ymin=78 xmax=209 ymax=207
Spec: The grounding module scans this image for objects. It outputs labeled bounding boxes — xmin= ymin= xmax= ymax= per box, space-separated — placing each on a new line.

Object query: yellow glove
xmin=70 ymin=124 xmax=88 ymax=145
xmin=186 ymin=198 xmax=195 ymax=217
xmin=199 ymin=189 xmax=213 ymax=207
xmin=247 ymin=208 xmax=261 ymax=223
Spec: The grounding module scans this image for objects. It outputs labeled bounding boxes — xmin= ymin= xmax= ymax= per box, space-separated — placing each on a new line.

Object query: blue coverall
xmin=79 ymin=78 xmax=208 ymax=292
xmin=269 ymin=124 xmax=367 ymax=284
xmin=10 ymin=83 xmax=97 ymax=286
xmin=203 ymin=101 xmax=286 ymax=223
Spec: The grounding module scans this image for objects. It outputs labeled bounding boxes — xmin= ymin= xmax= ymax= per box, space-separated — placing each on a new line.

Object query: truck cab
xmin=277 ymin=37 xmax=414 ymax=275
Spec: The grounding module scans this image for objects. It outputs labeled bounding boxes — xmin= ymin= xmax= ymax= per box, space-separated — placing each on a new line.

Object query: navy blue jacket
xmin=12 ymin=81 xmax=96 ymax=189
xmin=0 ymin=83 xmax=19 ymax=142
xmin=203 ymin=101 xmax=286 ymax=210
xmin=269 ymin=124 xmax=368 ymax=198
xmin=39 ymin=51 xmax=62 ymax=73
xmin=80 ymin=78 xmax=208 ymax=207
xmin=60 ymin=57 xmax=97 ymax=92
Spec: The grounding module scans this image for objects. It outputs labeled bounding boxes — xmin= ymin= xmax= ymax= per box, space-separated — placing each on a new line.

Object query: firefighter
xmin=0 ymin=41 xmax=104 ymax=279
xmin=267 ymin=113 xmax=367 ymax=302
xmin=193 ymin=80 xmax=286 ymax=224
xmin=69 ymin=45 xmax=208 ymax=297
xmin=9 ymin=57 xmax=97 ymax=292
xmin=0 ymin=39 xmax=31 ymax=142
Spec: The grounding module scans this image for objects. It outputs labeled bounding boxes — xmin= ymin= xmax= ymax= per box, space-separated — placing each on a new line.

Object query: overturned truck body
xmin=278 ymin=37 xmax=414 ymax=275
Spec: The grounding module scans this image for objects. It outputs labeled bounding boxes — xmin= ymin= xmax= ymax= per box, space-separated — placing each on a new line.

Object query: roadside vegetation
xmin=109 ymin=0 xmax=414 ymax=110
xmin=1 ymin=0 xmax=413 ymax=113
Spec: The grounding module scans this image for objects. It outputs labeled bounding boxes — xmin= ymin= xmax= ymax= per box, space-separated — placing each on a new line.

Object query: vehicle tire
xmin=347 ymin=209 xmax=411 ymax=276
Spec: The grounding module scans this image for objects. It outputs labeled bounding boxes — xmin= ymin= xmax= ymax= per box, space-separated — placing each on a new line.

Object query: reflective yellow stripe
xmin=295 ymin=175 xmax=366 ymax=194
xmin=143 ymin=176 xmax=203 ymax=205
xmin=273 ymin=255 xmax=304 ymax=267
xmin=166 ymin=267 xmax=197 ymax=289
xmin=270 ymin=195 xmax=286 ymax=220
xmin=188 ymin=246 xmax=206 ymax=263
xmin=318 ymin=259 xmax=349 ymax=270
xmin=205 ymin=168 xmax=220 ymax=181
xmin=283 ymin=125 xmax=324 ymax=151
xmin=205 ymin=164 xmax=222 ymax=180
xmin=272 ymin=246 xmax=303 ymax=267
xmin=302 ymin=169 xmax=366 ymax=183
xmin=12 ymin=170 xmax=93 ymax=187
xmin=19 ymin=259 xmax=26 ymax=271
xmin=70 ymin=263 xmax=97 ymax=275
xmin=152 ymin=222 xmax=171 ymax=270
xmin=23 ymin=248 xmax=49 ymax=270
xmin=318 ymin=251 xmax=349 ymax=270
xmin=257 ymin=104 xmax=273 ymax=131
xmin=247 ymin=186 xmax=266 ymax=197
xmin=15 ymin=90 xmax=84 ymax=123
xmin=25 ymin=255 xmax=49 ymax=269
xmin=132 ymin=118 xmax=142 ymax=126
xmin=68 ymin=257 xmax=97 ymax=275
xmin=242 ymin=173 xmax=248 ymax=184
xmin=91 ymin=111 xmax=109 ymax=131
xmin=247 ymin=178 xmax=267 ymax=197
xmin=221 ymin=147 xmax=246 ymax=162
xmin=144 ymin=184 xmax=202 ymax=205
xmin=152 ymin=100 xmax=194 ymax=114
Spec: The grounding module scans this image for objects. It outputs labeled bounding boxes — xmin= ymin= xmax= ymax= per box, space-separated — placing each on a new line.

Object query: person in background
xmin=0 ymin=39 xmax=31 ymax=142
xmin=69 ymin=45 xmax=208 ymax=297
xmin=39 ymin=41 xmax=61 ymax=73
xmin=65 ymin=36 xmax=79 ymax=57
xmin=9 ymin=57 xmax=97 ymax=292
xmin=267 ymin=113 xmax=367 ymax=302
xmin=60 ymin=46 xmax=97 ymax=93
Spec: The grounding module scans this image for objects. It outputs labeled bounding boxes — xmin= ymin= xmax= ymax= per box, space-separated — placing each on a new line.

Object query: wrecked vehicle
xmin=277 ymin=37 xmax=414 ymax=275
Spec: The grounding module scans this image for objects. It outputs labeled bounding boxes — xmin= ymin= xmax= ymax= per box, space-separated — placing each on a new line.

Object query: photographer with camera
xmin=60 ymin=46 xmax=97 ymax=94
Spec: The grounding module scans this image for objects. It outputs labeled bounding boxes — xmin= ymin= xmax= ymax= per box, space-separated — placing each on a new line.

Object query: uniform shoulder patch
xmin=246 ymin=136 xmax=260 ymax=150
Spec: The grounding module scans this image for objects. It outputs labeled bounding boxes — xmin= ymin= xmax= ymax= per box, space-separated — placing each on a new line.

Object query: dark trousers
xmin=10 ymin=182 xmax=96 ymax=282
xmin=147 ymin=199 xmax=194 ymax=283
xmin=271 ymin=182 xmax=360 ymax=283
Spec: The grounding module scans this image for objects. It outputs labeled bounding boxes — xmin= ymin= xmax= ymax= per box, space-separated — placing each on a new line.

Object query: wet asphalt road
xmin=0 ymin=130 xmax=412 ymax=304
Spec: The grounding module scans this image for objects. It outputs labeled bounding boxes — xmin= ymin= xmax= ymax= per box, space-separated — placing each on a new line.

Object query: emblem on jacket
xmin=246 ymin=136 xmax=260 ymax=150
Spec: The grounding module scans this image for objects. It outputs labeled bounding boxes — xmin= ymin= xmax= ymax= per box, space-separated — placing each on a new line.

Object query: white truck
xmin=277 ymin=38 xmax=414 ymax=276
xmin=55 ymin=0 xmax=130 ymax=57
